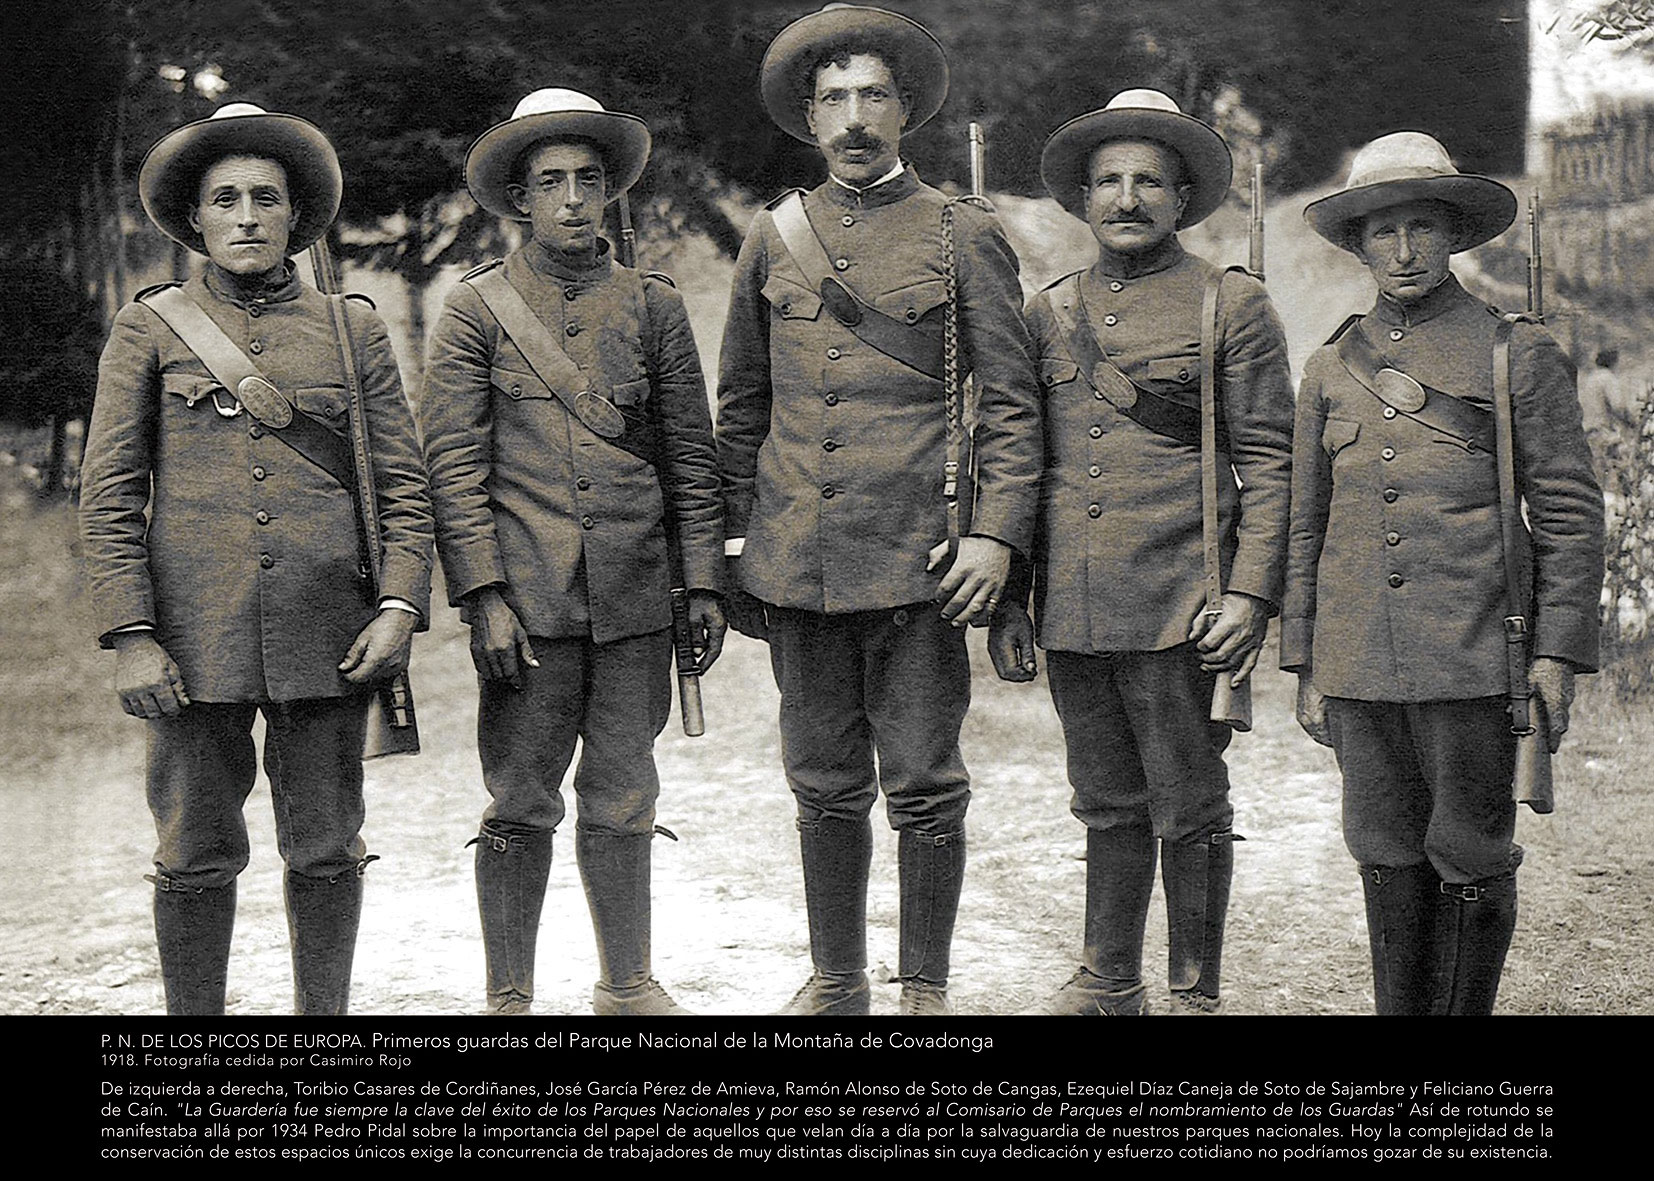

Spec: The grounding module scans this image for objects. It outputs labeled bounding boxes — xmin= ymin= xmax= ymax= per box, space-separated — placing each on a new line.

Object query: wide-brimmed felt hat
xmin=139 ymin=102 xmax=342 ymax=255
xmin=1040 ymin=89 xmax=1232 ymax=227
xmin=1304 ymin=131 xmax=1517 ymax=252
xmin=761 ymin=4 xmax=949 ymax=144
xmin=466 ymin=89 xmax=651 ymax=221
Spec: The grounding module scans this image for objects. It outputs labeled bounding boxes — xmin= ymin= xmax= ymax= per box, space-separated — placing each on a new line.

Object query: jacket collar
xmin=1371 ymin=271 xmax=1466 ymax=327
xmin=1091 ymin=235 xmax=1186 ymax=280
xmin=204 ymin=260 xmax=303 ymax=305
xmin=524 ymin=235 xmax=614 ymax=283
xmin=820 ymin=162 xmax=921 ymax=209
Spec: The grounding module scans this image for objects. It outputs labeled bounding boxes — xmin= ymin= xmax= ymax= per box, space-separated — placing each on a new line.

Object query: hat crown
xmin=210 ymin=102 xmax=270 ymax=121
xmin=510 ymin=88 xmax=608 ymax=121
xmin=1345 ymin=132 xmax=1460 ymax=188
xmin=1105 ymin=88 xmax=1184 ymax=117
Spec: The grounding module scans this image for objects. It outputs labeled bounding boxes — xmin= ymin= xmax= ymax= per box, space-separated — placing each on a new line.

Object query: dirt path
xmin=3 ymin=484 xmax=1651 ymax=1017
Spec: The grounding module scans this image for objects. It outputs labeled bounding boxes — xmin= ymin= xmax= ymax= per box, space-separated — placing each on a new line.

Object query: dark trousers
xmin=1045 ymin=645 xmax=1234 ymax=841
xmin=477 ymin=630 xmax=671 ymax=837
xmin=766 ymin=604 xmax=971 ymax=834
xmin=1328 ymin=696 xmax=1518 ymax=883
xmin=146 ymin=696 xmax=370 ymax=889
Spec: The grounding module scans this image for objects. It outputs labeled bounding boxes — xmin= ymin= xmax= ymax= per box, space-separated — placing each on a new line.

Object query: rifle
xmin=941 ymin=124 xmax=987 ymax=555
xmin=307 ymin=236 xmax=420 ymax=758
xmin=1500 ymin=189 xmax=1553 ymax=813
xmin=617 ymin=193 xmax=706 ymax=738
xmin=1203 ymin=165 xmax=1267 ymax=731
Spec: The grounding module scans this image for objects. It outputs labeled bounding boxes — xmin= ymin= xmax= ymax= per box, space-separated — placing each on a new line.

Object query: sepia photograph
xmin=3 ymin=0 xmax=1650 ymax=1035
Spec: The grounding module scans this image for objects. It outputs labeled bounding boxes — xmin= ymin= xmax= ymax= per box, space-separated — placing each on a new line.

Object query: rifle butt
xmin=1514 ymin=698 xmax=1554 ymax=813
xmin=1210 ymin=675 xmax=1253 ymax=733
xmin=364 ymin=674 xmax=421 ymax=759
xmin=677 ymin=673 xmax=706 ymax=738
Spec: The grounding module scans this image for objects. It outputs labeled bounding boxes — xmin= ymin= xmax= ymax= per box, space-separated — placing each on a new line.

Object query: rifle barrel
xmin=1249 ymin=163 xmax=1265 ymax=281
xmin=968 ymin=122 xmax=987 ymax=198
xmin=1528 ymin=189 xmax=1544 ymax=319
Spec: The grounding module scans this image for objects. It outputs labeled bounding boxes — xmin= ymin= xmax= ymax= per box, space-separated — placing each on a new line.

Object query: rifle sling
xmin=1332 ymin=319 xmax=1495 ymax=454
xmin=138 ymin=286 xmax=355 ymax=490
xmin=1492 ymin=316 xmax=1534 ymax=735
xmin=1199 ymin=274 xmax=1224 ymax=615
xmin=1055 ymin=279 xmax=1229 ymax=452
xmin=465 ymin=268 xmax=629 ymax=441
xmin=770 ymin=192 xmax=945 ymax=380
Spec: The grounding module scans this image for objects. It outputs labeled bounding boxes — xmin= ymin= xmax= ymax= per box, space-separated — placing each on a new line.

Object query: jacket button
xmin=1388 ymin=573 xmax=1404 ymax=588
xmin=248 ymin=305 xmax=261 ymax=318
xmin=1381 ymin=447 xmax=1396 ymax=461
xmin=1094 ymin=389 xmax=1106 ymax=400
xmin=1109 ymin=280 xmax=1124 ymax=292
xmin=1089 ymin=464 xmax=1101 ymax=478
xmin=255 ymin=510 xmax=270 ymax=525
xmin=249 ymin=340 xmax=264 ymax=355
xmin=510 ymin=384 xmax=522 ymax=397
xmin=841 ymin=215 xmax=855 ymax=227
xmin=1178 ymin=368 xmax=1190 ymax=381
xmin=1089 ymin=425 xmax=1103 ymax=438
xmin=565 ymin=323 xmax=580 ymax=337
xmin=260 ymin=554 xmax=274 ymax=569
xmin=1386 ymin=531 xmax=1401 ymax=546
xmin=576 ymin=477 xmax=590 ymax=491
xmin=1389 ymin=328 xmax=1404 ymax=342
xmin=1088 ymin=504 xmax=1101 ymax=518
xmin=1383 ymin=487 xmax=1398 ymax=502
xmin=564 ymin=287 xmax=578 ymax=301
xmin=821 ymin=484 xmax=836 ymax=499
xmin=781 ymin=302 xmax=792 ymax=314
xmin=822 ymin=438 xmax=837 ymax=451
xmin=827 ymin=347 xmax=841 ymax=360
xmin=1383 ymin=406 xmax=1397 ymax=419
xmin=905 ymin=308 xmax=919 ymax=323
xmin=581 ymin=515 xmax=595 ymax=530
xmin=249 ymin=425 xmax=264 ymax=439
xmin=252 ymin=466 xmax=266 ymax=480
xmin=1103 ymin=313 xmax=1118 ymax=327
xmin=834 ymin=258 xmax=849 ymax=272
xmin=824 ymin=393 xmax=839 ymax=406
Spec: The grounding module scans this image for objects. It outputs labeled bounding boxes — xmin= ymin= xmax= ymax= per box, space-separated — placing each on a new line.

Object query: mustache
xmin=830 ymin=131 xmax=886 ymax=153
xmin=1104 ymin=212 xmax=1154 ymax=224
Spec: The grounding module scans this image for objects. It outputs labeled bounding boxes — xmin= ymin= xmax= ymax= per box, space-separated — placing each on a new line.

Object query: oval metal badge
xmin=574 ymin=391 xmax=627 ymax=439
xmin=1091 ymin=362 xmax=1139 ymax=410
xmin=237 ymin=375 xmax=293 ymax=428
xmin=1372 ymin=368 xmax=1427 ymax=414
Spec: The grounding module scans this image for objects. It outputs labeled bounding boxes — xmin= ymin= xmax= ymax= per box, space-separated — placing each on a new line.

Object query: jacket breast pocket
xmin=872 ymin=278 xmax=948 ymax=326
xmin=294 ymin=386 xmax=350 ymax=427
xmin=1145 ymin=355 xmax=1199 ymax=387
xmin=1321 ymin=416 xmax=1360 ymax=459
xmin=1040 ymin=358 xmax=1080 ymax=391
xmin=490 ymin=365 xmax=554 ymax=402
xmin=761 ymin=274 xmax=821 ymax=321
xmin=610 ymin=378 xmax=651 ymax=408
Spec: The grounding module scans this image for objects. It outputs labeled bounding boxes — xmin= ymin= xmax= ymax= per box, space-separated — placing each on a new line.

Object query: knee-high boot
xmin=897 ymin=829 xmax=966 ymax=1015
xmin=1435 ymin=847 xmax=1522 ymax=1016
xmin=1163 ymin=829 xmax=1239 ymax=1013
xmin=777 ymin=816 xmax=872 ymax=1015
xmin=473 ymin=824 xmax=554 ymax=1014
xmin=285 ymin=859 xmax=369 ymax=1016
xmin=151 ymin=874 xmax=236 ymax=1016
xmin=577 ymin=830 xmax=690 ymax=1015
xmin=1358 ymin=862 xmax=1441 ymax=1015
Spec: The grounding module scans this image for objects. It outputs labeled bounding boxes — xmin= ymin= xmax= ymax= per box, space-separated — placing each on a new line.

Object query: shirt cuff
xmin=724 ymin=537 xmax=746 ymax=557
xmin=378 ymin=598 xmax=422 ymax=618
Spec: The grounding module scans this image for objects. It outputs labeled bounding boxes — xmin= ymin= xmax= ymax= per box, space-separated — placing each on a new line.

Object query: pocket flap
xmin=294 ymin=387 xmax=348 ymax=420
xmin=761 ymin=274 xmax=821 ymax=321
xmin=161 ymin=372 xmax=219 ymax=405
xmin=871 ymin=278 xmax=948 ymax=324
xmin=610 ymin=378 xmax=651 ymax=407
xmin=1040 ymin=358 xmax=1079 ymax=388
xmin=1322 ymin=416 xmax=1360 ymax=457
xmin=490 ymin=366 xmax=555 ymax=401
xmin=1145 ymin=355 xmax=1199 ymax=386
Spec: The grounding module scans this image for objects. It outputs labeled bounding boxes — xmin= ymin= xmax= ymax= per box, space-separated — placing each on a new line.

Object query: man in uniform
xmin=420 ymin=89 xmax=724 ymax=1016
xmin=992 ymin=90 xmax=1295 ymax=1015
xmin=717 ymin=4 xmax=1042 ymax=1016
xmin=80 ymin=104 xmax=434 ymax=1015
xmin=1286 ymin=132 xmax=1603 ymax=1014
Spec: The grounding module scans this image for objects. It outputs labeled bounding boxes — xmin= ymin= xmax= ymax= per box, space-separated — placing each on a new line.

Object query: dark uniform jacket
xmin=80 ymin=264 xmax=434 ymax=703
xmin=1020 ymin=240 xmax=1295 ymax=652
xmin=419 ymin=240 xmax=723 ymax=644
xmin=1280 ymin=274 xmax=1604 ymax=701
xmin=716 ymin=166 xmax=1042 ymax=613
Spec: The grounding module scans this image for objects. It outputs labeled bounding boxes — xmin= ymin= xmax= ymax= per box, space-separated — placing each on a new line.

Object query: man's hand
xmin=1529 ymin=656 xmax=1576 ymax=754
xmin=1295 ymin=673 xmax=1333 ymax=748
xmin=930 ymin=535 xmax=1012 ymax=628
xmin=722 ymin=557 xmax=769 ymax=641
xmin=1187 ymin=591 xmax=1270 ymax=685
xmin=113 ymin=632 xmax=190 ymax=718
xmin=339 ymin=608 xmax=418 ymax=687
xmin=464 ymin=587 xmax=538 ymax=688
xmin=987 ymin=608 xmax=1038 ymax=682
xmin=686 ymin=591 xmax=727 ymax=674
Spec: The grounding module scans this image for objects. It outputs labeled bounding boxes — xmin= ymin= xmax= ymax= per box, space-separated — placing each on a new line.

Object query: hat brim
xmin=139 ymin=113 xmax=342 ymax=255
xmin=760 ymin=5 xmax=949 ymax=143
xmin=465 ymin=109 xmax=651 ymax=221
xmin=1040 ymin=108 xmax=1233 ymax=228
xmin=1304 ymin=175 xmax=1518 ymax=252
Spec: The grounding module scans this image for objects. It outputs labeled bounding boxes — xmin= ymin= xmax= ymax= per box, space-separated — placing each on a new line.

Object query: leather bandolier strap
xmin=1331 ymin=317 xmax=1496 ymax=454
xmin=1492 ymin=315 xmax=1535 ymax=738
xmin=138 ymin=285 xmax=354 ymax=490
